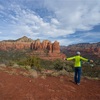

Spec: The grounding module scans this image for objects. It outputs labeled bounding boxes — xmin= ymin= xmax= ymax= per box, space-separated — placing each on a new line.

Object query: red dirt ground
xmin=0 ymin=67 xmax=100 ymax=100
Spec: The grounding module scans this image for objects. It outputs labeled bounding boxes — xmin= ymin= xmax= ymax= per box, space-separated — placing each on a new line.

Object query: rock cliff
xmin=0 ymin=36 xmax=65 ymax=60
xmin=30 ymin=39 xmax=60 ymax=53
xmin=61 ymin=42 xmax=100 ymax=58
xmin=0 ymin=42 xmax=31 ymax=50
xmin=30 ymin=39 xmax=65 ymax=60
xmin=0 ymin=36 xmax=33 ymax=50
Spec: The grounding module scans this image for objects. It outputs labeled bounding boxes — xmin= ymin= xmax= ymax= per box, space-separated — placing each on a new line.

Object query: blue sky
xmin=0 ymin=0 xmax=100 ymax=46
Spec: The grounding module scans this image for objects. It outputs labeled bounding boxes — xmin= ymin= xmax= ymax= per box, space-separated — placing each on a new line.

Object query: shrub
xmin=82 ymin=64 xmax=100 ymax=78
xmin=26 ymin=56 xmax=42 ymax=71
xmin=7 ymin=60 xmax=15 ymax=66
xmin=40 ymin=59 xmax=54 ymax=70
xmin=53 ymin=59 xmax=65 ymax=70
xmin=64 ymin=61 xmax=74 ymax=72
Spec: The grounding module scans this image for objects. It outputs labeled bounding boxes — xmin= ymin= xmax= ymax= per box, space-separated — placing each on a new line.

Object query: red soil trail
xmin=0 ymin=67 xmax=100 ymax=100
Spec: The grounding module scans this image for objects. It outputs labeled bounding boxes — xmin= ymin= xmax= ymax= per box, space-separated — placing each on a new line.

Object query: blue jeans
xmin=74 ymin=67 xmax=82 ymax=84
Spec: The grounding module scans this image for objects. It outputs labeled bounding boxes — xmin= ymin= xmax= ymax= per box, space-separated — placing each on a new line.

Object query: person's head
xmin=76 ymin=51 xmax=81 ymax=55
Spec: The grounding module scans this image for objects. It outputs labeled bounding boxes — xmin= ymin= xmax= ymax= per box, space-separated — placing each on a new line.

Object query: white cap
xmin=76 ymin=51 xmax=81 ymax=55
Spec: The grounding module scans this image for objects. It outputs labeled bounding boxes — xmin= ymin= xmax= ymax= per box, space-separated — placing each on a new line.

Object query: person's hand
xmin=63 ymin=57 xmax=66 ymax=60
xmin=90 ymin=60 xmax=93 ymax=63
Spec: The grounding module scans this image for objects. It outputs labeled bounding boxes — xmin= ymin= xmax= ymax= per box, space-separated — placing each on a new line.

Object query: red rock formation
xmin=42 ymin=40 xmax=50 ymax=50
xmin=47 ymin=42 xmax=52 ymax=53
xmin=34 ymin=39 xmax=41 ymax=50
xmin=30 ymin=40 xmax=60 ymax=54
xmin=30 ymin=40 xmax=65 ymax=60
xmin=0 ymin=42 xmax=31 ymax=50
xmin=61 ymin=42 xmax=100 ymax=58
xmin=52 ymin=41 xmax=60 ymax=53
xmin=0 ymin=36 xmax=65 ymax=60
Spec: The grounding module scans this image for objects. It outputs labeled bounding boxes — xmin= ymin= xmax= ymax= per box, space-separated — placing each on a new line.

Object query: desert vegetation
xmin=0 ymin=50 xmax=100 ymax=78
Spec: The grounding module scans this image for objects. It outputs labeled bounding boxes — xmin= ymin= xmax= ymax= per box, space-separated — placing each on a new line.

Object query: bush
xmin=26 ymin=56 xmax=42 ymax=71
xmin=64 ymin=61 xmax=74 ymax=72
xmin=40 ymin=59 xmax=54 ymax=70
xmin=0 ymin=49 xmax=99 ymax=78
xmin=53 ymin=59 xmax=65 ymax=70
xmin=7 ymin=60 xmax=15 ymax=66
xmin=82 ymin=64 xmax=100 ymax=78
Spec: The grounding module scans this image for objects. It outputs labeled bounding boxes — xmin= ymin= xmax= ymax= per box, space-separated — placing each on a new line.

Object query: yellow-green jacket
xmin=66 ymin=55 xmax=89 ymax=67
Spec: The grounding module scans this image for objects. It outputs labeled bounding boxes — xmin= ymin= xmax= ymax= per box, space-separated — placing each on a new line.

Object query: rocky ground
xmin=0 ymin=66 xmax=100 ymax=100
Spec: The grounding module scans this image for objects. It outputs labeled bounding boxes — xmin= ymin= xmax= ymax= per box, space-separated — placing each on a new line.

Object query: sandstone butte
xmin=0 ymin=36 xmax=66 ymax=60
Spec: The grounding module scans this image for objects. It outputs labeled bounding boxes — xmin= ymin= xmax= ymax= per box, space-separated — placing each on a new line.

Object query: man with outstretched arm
xmin=64 ymin=51 xmax=93 ymax=85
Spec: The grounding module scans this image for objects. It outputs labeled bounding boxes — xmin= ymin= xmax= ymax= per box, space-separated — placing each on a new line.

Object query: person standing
xmin=64 ymin=51 xmax=93 ymax=85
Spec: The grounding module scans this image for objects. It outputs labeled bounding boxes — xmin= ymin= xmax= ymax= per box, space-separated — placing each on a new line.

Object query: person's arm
xmin=80 ymin=56 xmax=88 ymax=61
xmin=66 ymin=56 xmax=75 ymax=60
xmin=80 ymin=57 xmax=93 ymax=62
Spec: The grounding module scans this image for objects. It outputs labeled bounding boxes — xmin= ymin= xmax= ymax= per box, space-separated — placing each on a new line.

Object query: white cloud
xmin=51 ymin=18 xmax=60 ymax=25
xmin=58 ymin=38 xmax=83 ymax=46
xmin=0 ymin=0 xmax=100 ymax=45
xmin=4 ymin=4 xmax=73 ymax=38
xmin=44 ymin=0 xmax=100 ymax=31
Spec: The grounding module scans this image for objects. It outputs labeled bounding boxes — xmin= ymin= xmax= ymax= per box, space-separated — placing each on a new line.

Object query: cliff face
xmin=30 ymin=39 xmax=60 ymax=53
xmin=30 ymin=39 xmax=65 ymax=60
xmin=61 ymin=42 xmax=100 ymax=58
xmin=0 ymin=36 xmax=65 ymax=60
xmin=0 ymin=36 xmax=33 ymax=50
xmin=0 ymin=42 xmax=31 ymax=50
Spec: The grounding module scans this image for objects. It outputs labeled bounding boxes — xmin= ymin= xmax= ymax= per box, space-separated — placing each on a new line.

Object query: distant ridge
xmin=2 ymin=36 xmax=34 ymax=42
xmin=16 ymin=36 xmax=34 ymax=42
xmin=60 ymin=42 xmax=100 ymax=58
